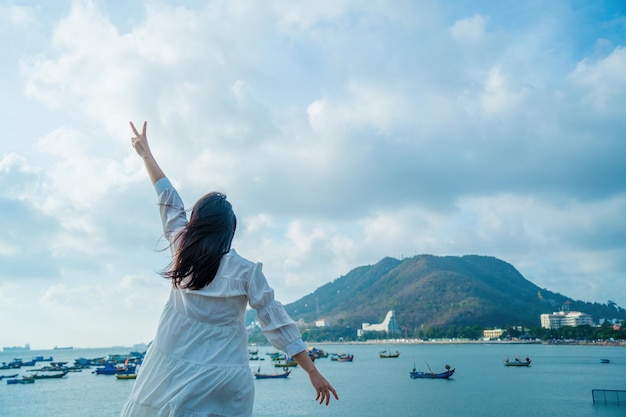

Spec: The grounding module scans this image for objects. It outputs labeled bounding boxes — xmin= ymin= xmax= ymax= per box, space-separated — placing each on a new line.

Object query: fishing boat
xmin=267 ymin=352 xmax=286 ymax=361
xmin=6 ymin=377 xmax=34 ymax=384
xmin=410 ymin=364 xmax=455 ymax=379
xmin=253 ymin=366 xmax=291 ymax=379
xmin=94 ymin=363 xmax=119 ymax=375
xmin=27 ymin=371 xmax=68 ymax=379
xmin=115 ymin=362 xmax=139 ymax=379
xmin=0 ymin=373 xmax=19 ymax=380
xmin=600 ymin=359 xmax=610 ymax=364
xmin=504 ymin=356 xmax=532 ymax=367
xmin=379 ymin=350 xmax=400 ymax=358
xmin=95 ymin=363 xmax=136 ymax=375
xmin=307 ymin=347 xmax=328 ymax=359
xmin=274 ymin=359 xmax=298 ymax=367
xmin=331 ymin=353 xmax=354 ymax=362
xmin=5 ymin=358 xmax=36 ymax=368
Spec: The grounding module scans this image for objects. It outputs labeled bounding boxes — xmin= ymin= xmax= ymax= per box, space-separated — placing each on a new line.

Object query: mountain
xmin=283 ymin=254 xmax=625 ymax=332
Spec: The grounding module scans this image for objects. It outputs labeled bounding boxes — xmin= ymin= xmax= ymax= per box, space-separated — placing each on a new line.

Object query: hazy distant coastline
xmin=307 ymin=338 xmax=626 ymax=347
xmin=4 ymin=339 xmax=623 ymax=352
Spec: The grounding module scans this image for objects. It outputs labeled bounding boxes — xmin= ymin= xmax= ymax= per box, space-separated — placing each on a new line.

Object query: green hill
xmin=282 ymin=254 xmax=626 ymax=334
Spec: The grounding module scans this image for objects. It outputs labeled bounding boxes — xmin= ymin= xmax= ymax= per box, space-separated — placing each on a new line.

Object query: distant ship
xmin=53 ymin=346 xmax=74 ymax=350
xmin=2 ymin=344 xmax=31 ymax=352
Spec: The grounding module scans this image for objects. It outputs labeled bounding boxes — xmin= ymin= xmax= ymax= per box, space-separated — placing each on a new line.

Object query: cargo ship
xmin=2 ymin=344 xmax=31 ymax=352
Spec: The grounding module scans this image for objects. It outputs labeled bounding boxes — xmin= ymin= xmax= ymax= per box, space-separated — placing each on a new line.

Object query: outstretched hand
xmin=309 ymin=369 xmax=339 ymax=406
xmin=130 ymin=121 xmax=150 ymax=158
xmin=292 ymin=350 xmax=339 ymax=406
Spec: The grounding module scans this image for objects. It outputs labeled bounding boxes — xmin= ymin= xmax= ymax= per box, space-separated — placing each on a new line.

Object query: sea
xmin=1 ymin=342 xmax=624 ymax=417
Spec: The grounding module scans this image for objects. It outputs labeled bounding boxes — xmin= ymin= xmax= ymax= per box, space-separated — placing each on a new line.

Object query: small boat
xmin=0 ymin=373 xmax=19 ymax=379
xmin=330 ymin=353 xmax=354 ymax=362
xmin=334 ymin=354 xmax=354 ymax=362
xmin=4 ymin=358 xmax=31 ymax=368
xmin=254 ymin=366 xmax=291 ymax=379
xmin=6 ymin=378 xmax=35 ymax=385
xmin=379 ymin=350 xmax=400 ymax=358
xmin=274 ymin=359 xmax=298 ymax=367
xmin=95 ymin=363 xmax=136 ymax=375
xmin=410 ymin=364 xmax=455 ymax=379
xmin=600 ymin=359 xmax=610 ymax=364
xmin=28 ymin=371 xmax=68 ymax=379
xmin=504 ymin=356 xmax=531 ymax=367
xmin=267 ymin=352 xmax=286 ymax=361
xmin=307 ymin=347 xmax=328 ymax=359
xmin=17 ymin=359 xmax=37 ymax=367
xmin=94 ymin=363 xmax=119 ymax=375
xmin=116 ymin=373 xmax=137 ymax=379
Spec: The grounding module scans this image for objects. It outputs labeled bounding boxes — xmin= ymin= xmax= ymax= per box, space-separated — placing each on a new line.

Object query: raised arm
xmin=130 ymin=121 xmax=165 ymax=185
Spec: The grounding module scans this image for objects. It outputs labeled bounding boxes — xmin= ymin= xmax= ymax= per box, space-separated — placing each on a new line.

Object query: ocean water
xmin=1 ymin=343 xmax=624 ymax=417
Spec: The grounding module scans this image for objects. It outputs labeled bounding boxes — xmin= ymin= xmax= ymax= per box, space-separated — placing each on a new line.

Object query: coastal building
xmin=315 ymin=319 xmax=330 ymax=327
xmin=540 ymin=311 xmax=593 ymax=329
xmin=483 ymin=329 xmax=504 ymax=339
xmin=357 ymin=310 xmax=400 ymax=337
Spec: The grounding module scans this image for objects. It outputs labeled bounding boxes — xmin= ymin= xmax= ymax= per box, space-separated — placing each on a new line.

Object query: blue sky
xmin=1 ymin=0 xmax=625 ymax=349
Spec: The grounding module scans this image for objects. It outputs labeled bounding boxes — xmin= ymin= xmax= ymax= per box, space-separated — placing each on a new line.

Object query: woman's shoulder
xmin=207 ymin=249 xmax=263 ymax=289
xmin=223 ymin=249 xmax=262 ymax=270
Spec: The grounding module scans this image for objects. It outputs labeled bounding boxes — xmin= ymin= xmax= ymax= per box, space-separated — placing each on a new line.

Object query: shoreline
xmin=309 ymin=338 xmax=626 ymax=347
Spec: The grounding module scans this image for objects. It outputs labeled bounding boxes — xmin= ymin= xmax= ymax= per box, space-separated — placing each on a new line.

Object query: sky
xmin=1 ymin=0 xmax=625 ymax=349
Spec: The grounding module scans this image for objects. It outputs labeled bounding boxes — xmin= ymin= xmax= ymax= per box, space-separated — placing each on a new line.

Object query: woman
xmin=120 ymin=121 xmax=338 ymax=417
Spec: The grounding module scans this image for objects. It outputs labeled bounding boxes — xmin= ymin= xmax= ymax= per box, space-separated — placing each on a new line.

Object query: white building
xmin=540 ymin=311 xmax=593 ymax=329
xmin=358 ymin=310 xmax=400 ymax=337
xmin=483 ymin=329 xmax=504 ymax=339
xmin=315 ymin=319 xmax=330 ymax=327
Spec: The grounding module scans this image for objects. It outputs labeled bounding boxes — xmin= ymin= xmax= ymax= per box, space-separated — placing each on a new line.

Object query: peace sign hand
xmin=130 ymin=121 xmax=151 ymax=158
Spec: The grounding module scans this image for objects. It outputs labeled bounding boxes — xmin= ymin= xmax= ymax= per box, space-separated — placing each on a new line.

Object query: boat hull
xmin=504 ymin=360 xmax=531 ymax=367
xmin=504 ymin=356 xmax=532 ymax=367
xmin=28 ymin=371 xmax=68 ymax=379
xmin=410 ymin=369 xmax=455 ymax=379
xmin=6 ymin=378 xmax=34 ymax=384
xmin=254 ymin=370 xmax=291 ymax=379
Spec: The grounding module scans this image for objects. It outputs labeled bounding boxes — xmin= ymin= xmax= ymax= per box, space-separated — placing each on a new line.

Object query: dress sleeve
xmin=154 ymin=177 xmax=188 ymax=250
xmin=248 ymin=263 xmax=306 ymax=357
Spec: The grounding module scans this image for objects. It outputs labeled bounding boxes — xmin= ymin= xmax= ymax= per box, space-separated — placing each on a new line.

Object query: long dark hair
xmin=163 ymin=192 xmax=236 ymax=290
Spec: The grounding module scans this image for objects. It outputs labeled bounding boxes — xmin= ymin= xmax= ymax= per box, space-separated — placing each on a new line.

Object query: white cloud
xmin=0 ymin=4 xmax=36 ymax=28
xmin=307 ymin=81 xmax=410 ymax=136
xmin=569 ymin=46 xmax=626 ymax=113
xmin=481 ymin=65 xmax=527 ymax=115
xmin=273 ymin=0 xmax=353 ymax=33
xmin=450 ymin=14 xmax=487 ymax=41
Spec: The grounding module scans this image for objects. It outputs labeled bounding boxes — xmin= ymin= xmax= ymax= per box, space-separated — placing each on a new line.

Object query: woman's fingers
xmin=130 ymin=121 xmax=140 ymax=137
xmin=316 ymin=386 xmax=338 ymax=405
xmin=130 ymin=121 xmax=147 ymax=138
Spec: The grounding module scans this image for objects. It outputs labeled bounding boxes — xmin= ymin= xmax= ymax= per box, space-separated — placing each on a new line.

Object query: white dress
xmin=119 ymin=178 xmax=306 ymax=417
